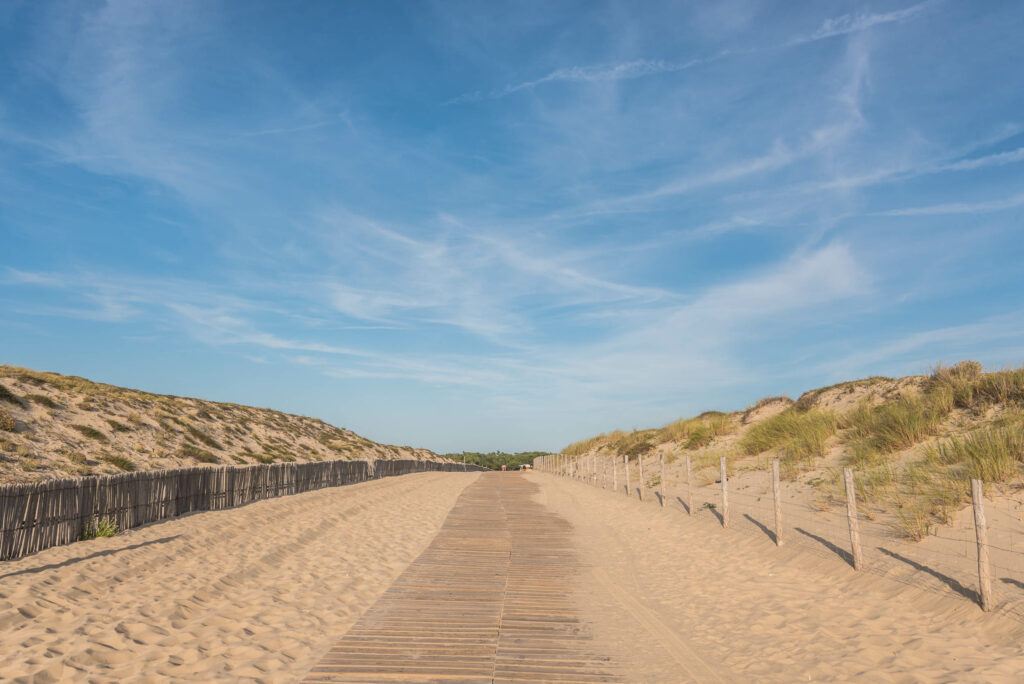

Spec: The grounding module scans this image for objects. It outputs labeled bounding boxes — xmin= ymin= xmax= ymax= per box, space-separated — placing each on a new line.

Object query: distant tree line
xmin=441 ymin=451 xmax=548 ymax=470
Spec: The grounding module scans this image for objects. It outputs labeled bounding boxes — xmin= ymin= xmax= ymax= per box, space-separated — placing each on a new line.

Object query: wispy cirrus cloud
xmin=790 ymin=1 xmax=935 ymax=45
xmin=877 ymin=191 xmax=1024 ymax=216
xmin=447 ymin=56 xmax=724 ymax=104
xmin=449 ymin=2 xmax=930 ymax=104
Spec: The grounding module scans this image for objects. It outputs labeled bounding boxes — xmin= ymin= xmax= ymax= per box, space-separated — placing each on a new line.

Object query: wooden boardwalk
xmin=305 ymin=472 xmax=618 ymax=683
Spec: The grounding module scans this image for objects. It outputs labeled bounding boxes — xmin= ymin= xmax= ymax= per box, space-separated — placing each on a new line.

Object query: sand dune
xmin=539 ymin=473 xmax=1024 ymax=682
xmin=0 ymin=471 xmax=478 ymax=682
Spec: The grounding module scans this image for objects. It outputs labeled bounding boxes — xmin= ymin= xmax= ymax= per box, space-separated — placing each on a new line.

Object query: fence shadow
xmin=1000 ymin=577 xmax=1024 ymax=591
xmin=0 ymin=536 xmax=180 ymax=579
xmin=795 ymin=527 xmax=854 ymax=567
xmin=675 ymin=496 xmax=691 ymax=515
xmin=877 ymin=548 xmax=977 ymax=602
xmin=743 ymin=513 xmax=778 ymax=544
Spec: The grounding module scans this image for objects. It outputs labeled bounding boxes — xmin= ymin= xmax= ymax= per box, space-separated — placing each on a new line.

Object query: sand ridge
xmin=0 ymin=471 xmax=479 ymax=682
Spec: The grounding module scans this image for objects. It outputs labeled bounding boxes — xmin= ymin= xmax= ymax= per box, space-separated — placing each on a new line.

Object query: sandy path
xmin=535 ymin=473 xmax=1024 ymax=682
xmin=0 ymin=471 xmax=479 ymax=683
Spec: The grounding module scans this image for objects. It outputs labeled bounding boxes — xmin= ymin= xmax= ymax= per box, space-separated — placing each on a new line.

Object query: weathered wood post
xmin=843 ymin=467 xmax=863 ymax=570
xmin=971 ymin=478 xmax=994 ymax=611
xmin=771 ymin=459 xmax=783 ymax=546
xmin=660 ymin=452 xmax=666 ymax=507
xmin=686 ymin=453 xmax=693 ymax=515
xmin=720 ymin=457 xmax=729 ymax=527
xmin=613 ymin=454 xmax=618 ymax=492
xmin=624 ymin=453 xmax=629 ymax=496
xmin=638 ymin=455 xmax=645 ymax=501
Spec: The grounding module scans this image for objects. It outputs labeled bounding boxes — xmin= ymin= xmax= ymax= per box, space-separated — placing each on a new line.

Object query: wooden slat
xmin=305 ymin=473 xmax=619 ymax=683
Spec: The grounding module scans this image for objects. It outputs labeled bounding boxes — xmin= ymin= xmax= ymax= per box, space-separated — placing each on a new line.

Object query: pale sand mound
xmin=536 ymin=474 xmax=1024 ymax=683
xmin=0 ymin=471 xmax=479 ymax=683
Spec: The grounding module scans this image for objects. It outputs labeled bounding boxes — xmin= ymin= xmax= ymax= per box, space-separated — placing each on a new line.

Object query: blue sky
xmin=1 ymin=1 xmax=1023 ymax=453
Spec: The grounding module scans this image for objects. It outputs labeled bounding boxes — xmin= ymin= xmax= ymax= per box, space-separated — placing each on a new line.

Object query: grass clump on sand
xmin=740 ymin=408 xmax=838 ymax=474
xmin=0 ymin=383 xmax=22 ymax=405
xmin=180 ymin=444 xmax=219 ymax=463
xmin=185 ymin=425 xmax=222 ymax=450
xmin=0 ymin=410 xmax=15 ymax=432
xmin=925 ymin=360 xmax=1024 ymax=411
xmin=841 ymin=391 xmax=952 ymax=468
xmin=80 ymin=516 xmax=118 ymax=540
xmin=25 ymin=393 xmax=60 ymax=409
xmin=100 ymin=453 xmax=135 ymax=471
xmin=71 ymin=424 xmax=108 ymax=442
xmin=105 ymin=418 xmax=131 ymax=433
xmin=659 ymin=412 xmax=734 ymax=449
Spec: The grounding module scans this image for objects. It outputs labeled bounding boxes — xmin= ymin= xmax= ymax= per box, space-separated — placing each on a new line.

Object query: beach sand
xmin=0 ymin=471 xmax=479 ymax=682
xmin=538 ymin=472 xmax=1024 ymax=682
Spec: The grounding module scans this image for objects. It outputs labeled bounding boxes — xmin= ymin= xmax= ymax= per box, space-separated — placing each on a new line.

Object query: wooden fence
xmin=0 ymin=459 xmax=485 ymax=561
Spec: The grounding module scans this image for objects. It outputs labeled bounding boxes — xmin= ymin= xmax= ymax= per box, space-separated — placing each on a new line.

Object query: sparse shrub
xmin=67 ymin=452 xmax=88 ymax=465
xmin=256 ymin=453 xmax=276 ymax=464
xmin=71 ymin=424 xmax=108 ymax=442
xmin=25 ymin=393 xmax=59 ymax=408
xmin=81 ymin=517 xmax=118 ymax=540
xmin=126 ymin=413 xmax=144 ymax=424
xmin=180 ymin=444 xmax=219 ymax=463
xmin=0 ymin=410 xmax=15 ymax=432
xmin=230 ymin=455 xmax=247 ymax=464
xmin=105 ymin=419 xmax=131 ymax=433
xmin=100 ymin=453 xmax=135 ymax=471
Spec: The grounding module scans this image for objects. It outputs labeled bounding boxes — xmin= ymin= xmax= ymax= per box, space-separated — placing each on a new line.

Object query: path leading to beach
xmin=0 ymin=471 xmax=479 ymax=682
xmin=306 ymin=473 xmax=619 ymax=683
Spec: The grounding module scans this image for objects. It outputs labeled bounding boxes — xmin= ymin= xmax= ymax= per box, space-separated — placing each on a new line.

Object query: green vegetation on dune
xmin=740 ymin=408 xmax=838 ymax=474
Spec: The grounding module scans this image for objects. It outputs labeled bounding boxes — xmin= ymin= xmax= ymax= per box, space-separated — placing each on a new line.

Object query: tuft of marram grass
xmin=180 ymin=444 xmax=219 ymax=463
xmin=25 ymin=393 xmax=60 ymax=409
xmin=105 ymin=418 xmax=131 ymax=433
xmin=100 ymin=452 xmax=135 ymax=471
xmin=659 ymin=413 xmax=734 ymax=448
xmin=0 ymin=383 xmax=22 ymax=406
xmin=185 ymin=424 xmax=222 ymax=450
xmin=71 ymin=424 xmax=108 ymax=442
xmin=0 ymin=410 xmax=15 ymax=432
xmin=925 ymin=422 xmax=1024 ymax=482
xmin=841 ymin=391 xmax=951 ymax=467
xmin=740 ymin=408 xmax=838 ymax=474
xmin=925 ymin=360 xmax=1024 ymax=411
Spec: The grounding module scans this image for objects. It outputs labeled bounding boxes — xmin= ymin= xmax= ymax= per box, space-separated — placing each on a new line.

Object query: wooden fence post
xmin=613 ymin=454 xmax=618 ymax=493
xmin=720 ymin=457 xmax=729 ymax=527
xmin=686 ymin=453 xmax=693 ymax=515
xmin=971 ymin=478 xmax=994 ymax=611
xmin=771 ymin=459 xmax=783 ymax=546
xmin=638 ymin=456 xmax=645 ymax=501
xmin=624 ymin=454 xmax=629 ymax=496
xmin=843 ymin=467 xmax=863 ymax=570
xmin=660 ymin=452 xmax=666 ymax=507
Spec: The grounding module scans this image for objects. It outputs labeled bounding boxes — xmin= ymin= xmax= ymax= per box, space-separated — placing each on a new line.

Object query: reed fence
xmin=0 ymin=459 xmax=485 ymax=561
